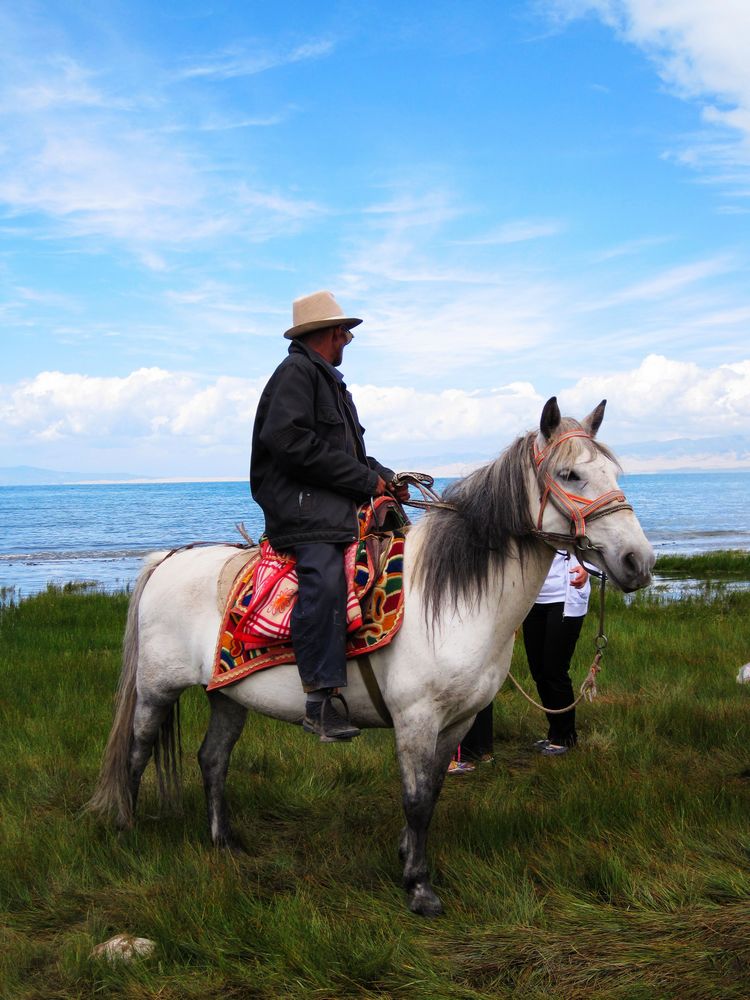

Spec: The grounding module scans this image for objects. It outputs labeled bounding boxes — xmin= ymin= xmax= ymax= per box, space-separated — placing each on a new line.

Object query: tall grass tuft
xmin=1 ymin=583 xmax=750 ymax=997
xmin=655 ymin=549 xmax=750 ymax=577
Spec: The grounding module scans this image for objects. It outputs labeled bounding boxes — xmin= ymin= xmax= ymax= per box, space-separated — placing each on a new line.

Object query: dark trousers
xmin=461 ymin=703 xmax=494 ymax=759
xmin=289 ymin=542 xmax=348 ymax=693
xmin=522 ymin=602 xmax=584 ymax=746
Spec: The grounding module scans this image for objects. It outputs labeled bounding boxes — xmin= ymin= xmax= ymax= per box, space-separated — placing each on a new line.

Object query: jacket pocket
xmin=316 ymin=404 xmax=343 ymax=425
xmin=299 ymin=488 xmax=314 ymax=518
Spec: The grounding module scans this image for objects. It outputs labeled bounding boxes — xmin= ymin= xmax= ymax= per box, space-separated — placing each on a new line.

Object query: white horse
xmin=88 ymin=398 xmax=654 ymax=916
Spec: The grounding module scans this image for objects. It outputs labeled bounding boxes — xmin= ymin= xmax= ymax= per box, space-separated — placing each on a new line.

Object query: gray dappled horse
xmin=88 ymin=398 xmax=654 ymax=915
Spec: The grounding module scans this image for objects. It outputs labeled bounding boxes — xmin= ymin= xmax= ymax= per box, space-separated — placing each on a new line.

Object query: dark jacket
xmin=250 ymin=340 xmax=394 ymax=550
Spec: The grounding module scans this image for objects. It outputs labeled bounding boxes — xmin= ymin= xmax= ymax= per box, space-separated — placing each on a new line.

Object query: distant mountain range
xmin=0 ymin=465 xmax=145 ymax=486
xmin=1 ymin=435 xmax=749 ymax=486
xmin=617 ymin=435 xmax=750 ymax=474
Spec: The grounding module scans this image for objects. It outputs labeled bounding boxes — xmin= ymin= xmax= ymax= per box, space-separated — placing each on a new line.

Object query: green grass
xmin=654 ymin=549 xmax=750 ymax=577
xmin=2 ymin=581 xmax=750 ymax=998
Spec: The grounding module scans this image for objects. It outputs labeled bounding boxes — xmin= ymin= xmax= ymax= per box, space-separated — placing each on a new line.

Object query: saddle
xmin=208 ymin=497 xmax=409 ymax=690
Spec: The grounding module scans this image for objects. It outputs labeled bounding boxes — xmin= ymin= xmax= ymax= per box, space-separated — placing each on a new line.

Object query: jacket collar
xmin=289 ymin=339 xmax=345 ymax=385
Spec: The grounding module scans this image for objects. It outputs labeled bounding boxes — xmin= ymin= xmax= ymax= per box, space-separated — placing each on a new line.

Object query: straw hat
xmin=283 ymin=290 xmax=362 ymax=340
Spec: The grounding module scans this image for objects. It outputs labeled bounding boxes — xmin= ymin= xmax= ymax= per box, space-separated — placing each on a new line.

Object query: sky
xmin=1 ymin=0 xmax=750 ymax=480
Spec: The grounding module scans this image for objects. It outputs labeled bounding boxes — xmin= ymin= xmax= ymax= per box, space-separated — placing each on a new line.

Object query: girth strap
xmin=357 ymin=653 xmax=393 ymax=727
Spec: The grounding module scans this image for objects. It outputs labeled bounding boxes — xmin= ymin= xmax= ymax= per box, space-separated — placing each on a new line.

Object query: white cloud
xmin=0 ymin=121 xmax=323 ymax=248
xmin=0 ymin=25 xmax=326 ymax=255
xmin=547 ymin=0 xmax=750 ymax=190
xmin=353 ymin=381 xmax=543 ymax=446
xmin=335 ymin=179 xmax=750 ymax=381
xmin=2 ymin=357 xmax=749 ymax=475
xmin=592 ymin=235 xmax=674 ymax=261
xmin=174 ymin=39 xmax=335 ymax=80
xmin=0 ymin=368 xmax=540 ymax=454
xmin=549 ymin=0 xmax=750 ymax=109
xmin=160 ymin=112 xmax=289 ymax=133
xmin=338 ymin=187 xmax=566 ymax=375
xmin=9 ymin=56 xmax=133 ymax=112
xmin=561 ymin=354 xmax=750 ymax=439
xmin=451 ymin=219 xmax=564 ymax=245
xmin=583 ymin=256 xmax=733 ymax=309
xmin=564 ymin=0 xmax=750 ymax=186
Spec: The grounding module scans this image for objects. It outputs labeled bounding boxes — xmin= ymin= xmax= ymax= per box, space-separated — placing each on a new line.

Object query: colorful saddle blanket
xmin=208 ymin=499 xmax=408 ymax=690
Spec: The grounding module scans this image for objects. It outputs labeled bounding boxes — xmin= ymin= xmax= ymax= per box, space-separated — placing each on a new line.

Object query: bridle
xmin=531 ymin=429 xmax=632 ymax=554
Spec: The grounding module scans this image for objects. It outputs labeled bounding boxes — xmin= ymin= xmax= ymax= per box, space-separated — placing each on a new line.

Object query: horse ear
xmin=582 ymin=399 xmax=606 ymax=437
xmin=540 ymin=397 xmax=561 ymax=440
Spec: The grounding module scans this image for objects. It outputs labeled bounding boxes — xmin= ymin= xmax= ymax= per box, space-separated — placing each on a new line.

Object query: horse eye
xmin=558 ymin=469 xmax=580 ymax=482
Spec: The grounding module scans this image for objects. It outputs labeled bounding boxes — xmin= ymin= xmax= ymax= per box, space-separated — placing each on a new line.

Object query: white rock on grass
xmin=736 ymin=663 xmax=750 ymax=684
xmin=90 ymin=934 xmax=156 ymax=963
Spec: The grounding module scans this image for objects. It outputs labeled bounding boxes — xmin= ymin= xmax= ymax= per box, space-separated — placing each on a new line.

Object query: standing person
xmin=250 ymin=290 xmax=407 ymax=743
xmin=523 ymin=551 xmax=590 ymax=756
xmin=448 ymin=551 xmax=590 ymax=772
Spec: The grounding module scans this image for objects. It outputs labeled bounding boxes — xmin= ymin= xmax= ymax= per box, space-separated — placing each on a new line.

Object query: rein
xmin=390 ymin=471 xmax=458 ymax=511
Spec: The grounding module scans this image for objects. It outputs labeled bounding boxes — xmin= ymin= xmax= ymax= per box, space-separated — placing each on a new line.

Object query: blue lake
xmin=1 ymin=471 xmax=748 ymax=598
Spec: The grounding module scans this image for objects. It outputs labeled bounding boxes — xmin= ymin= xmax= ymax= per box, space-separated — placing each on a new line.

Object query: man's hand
xmin=389 ymin=481 xmax=410 ymax=503
xmin=569 ymin=565 xmax=589 ymax=589
xmin=374 ymin=476 xmax=387 ymax=497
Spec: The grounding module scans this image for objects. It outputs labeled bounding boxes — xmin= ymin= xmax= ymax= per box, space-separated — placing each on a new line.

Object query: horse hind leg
xmin=128 ymin=694 xmax=182 ymax=821
xmin=198 ymin=690 xmax=248 ymax=850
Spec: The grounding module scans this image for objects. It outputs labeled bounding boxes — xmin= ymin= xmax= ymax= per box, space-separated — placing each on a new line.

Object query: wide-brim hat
xmin=283 ymin=290 xmax=363 ymax=340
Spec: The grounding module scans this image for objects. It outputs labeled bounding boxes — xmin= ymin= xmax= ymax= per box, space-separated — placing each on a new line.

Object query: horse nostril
xmin=623 ymin=549 xmax=653 ymax=584
xmin=624 ymin=551 xmax=641 ymax=578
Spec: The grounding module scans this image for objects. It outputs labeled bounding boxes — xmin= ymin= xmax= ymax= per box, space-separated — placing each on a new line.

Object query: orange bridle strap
xmin=534 ymin=431 xmax=631 ymax=539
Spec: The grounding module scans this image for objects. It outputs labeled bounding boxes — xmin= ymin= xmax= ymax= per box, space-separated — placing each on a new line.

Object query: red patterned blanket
xmin=208 ymin=499 xmax=408 ymax=690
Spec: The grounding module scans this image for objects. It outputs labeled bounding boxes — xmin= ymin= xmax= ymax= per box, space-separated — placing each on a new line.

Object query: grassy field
xmin=1 ymin=560 xmax=750 ymax=999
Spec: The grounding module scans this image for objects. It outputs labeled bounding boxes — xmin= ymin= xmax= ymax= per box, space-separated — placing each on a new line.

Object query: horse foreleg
xmin=395 ymin=715 xmax=467 ymax=917
xmin=198 ymin=690 xmax=248 ymax=851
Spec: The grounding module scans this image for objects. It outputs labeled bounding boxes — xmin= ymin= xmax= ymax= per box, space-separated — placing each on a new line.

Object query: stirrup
xmin=303 ymin=692 xmax=361 ymax=742
xmin=320 ymin=692 xmax=358 ymax=741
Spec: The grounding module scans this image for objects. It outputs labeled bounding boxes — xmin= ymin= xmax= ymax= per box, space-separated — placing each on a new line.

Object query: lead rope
xmin=506 ymin=569 xmax=608 ymax=714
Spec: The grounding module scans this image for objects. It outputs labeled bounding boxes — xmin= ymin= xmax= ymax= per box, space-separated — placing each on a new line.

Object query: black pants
xmin=461 ymin=703 xmax=494 ymax=759
xmin=522 ymin=602 xmax=584 ymax=746
xmin=289 ymin=542 xmax=348 ymax=693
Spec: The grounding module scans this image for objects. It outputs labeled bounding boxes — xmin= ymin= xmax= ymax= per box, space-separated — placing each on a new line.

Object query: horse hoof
xmin=213 ymin=834 xmax=247 ymax=855
xmin=407 ymin=884 xmax=444 ymax=917
xmin=115 ymin=813 xmax=134 ymax=832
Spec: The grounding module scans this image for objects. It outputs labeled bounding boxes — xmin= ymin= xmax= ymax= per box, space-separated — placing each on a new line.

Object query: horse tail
xmin=152 ymin=699 xmax=183 ymax=815
xmin=86 ymin=554 xmax=163 ymax=827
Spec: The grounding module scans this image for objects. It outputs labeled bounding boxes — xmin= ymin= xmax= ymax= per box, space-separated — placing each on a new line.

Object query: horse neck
xmin=483 ymin=535 xmax=554 ymax=629
xmin=405 ymin=512 xmax=553 ymax=646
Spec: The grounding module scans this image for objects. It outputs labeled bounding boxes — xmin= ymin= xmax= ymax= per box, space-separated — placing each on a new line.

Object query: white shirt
xmin=535 ymin=551 xmax=591 ymax=618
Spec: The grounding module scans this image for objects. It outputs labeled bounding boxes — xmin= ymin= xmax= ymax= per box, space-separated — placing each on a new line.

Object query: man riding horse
xmin=250 ymin=290 xmax=408 ymax=742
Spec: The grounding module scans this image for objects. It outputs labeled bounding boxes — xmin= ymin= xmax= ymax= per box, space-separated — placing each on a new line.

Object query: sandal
xmin=447 ymin=759 xmax=476 ymax=775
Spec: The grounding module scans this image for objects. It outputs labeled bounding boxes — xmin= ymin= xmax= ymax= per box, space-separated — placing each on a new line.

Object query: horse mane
xmin=412 ymin=417 xmax=620 ymax=625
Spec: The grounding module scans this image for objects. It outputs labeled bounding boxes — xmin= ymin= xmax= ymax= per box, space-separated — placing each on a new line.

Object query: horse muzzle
xmin=607 ymin=544 xmax=655 ymax=592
